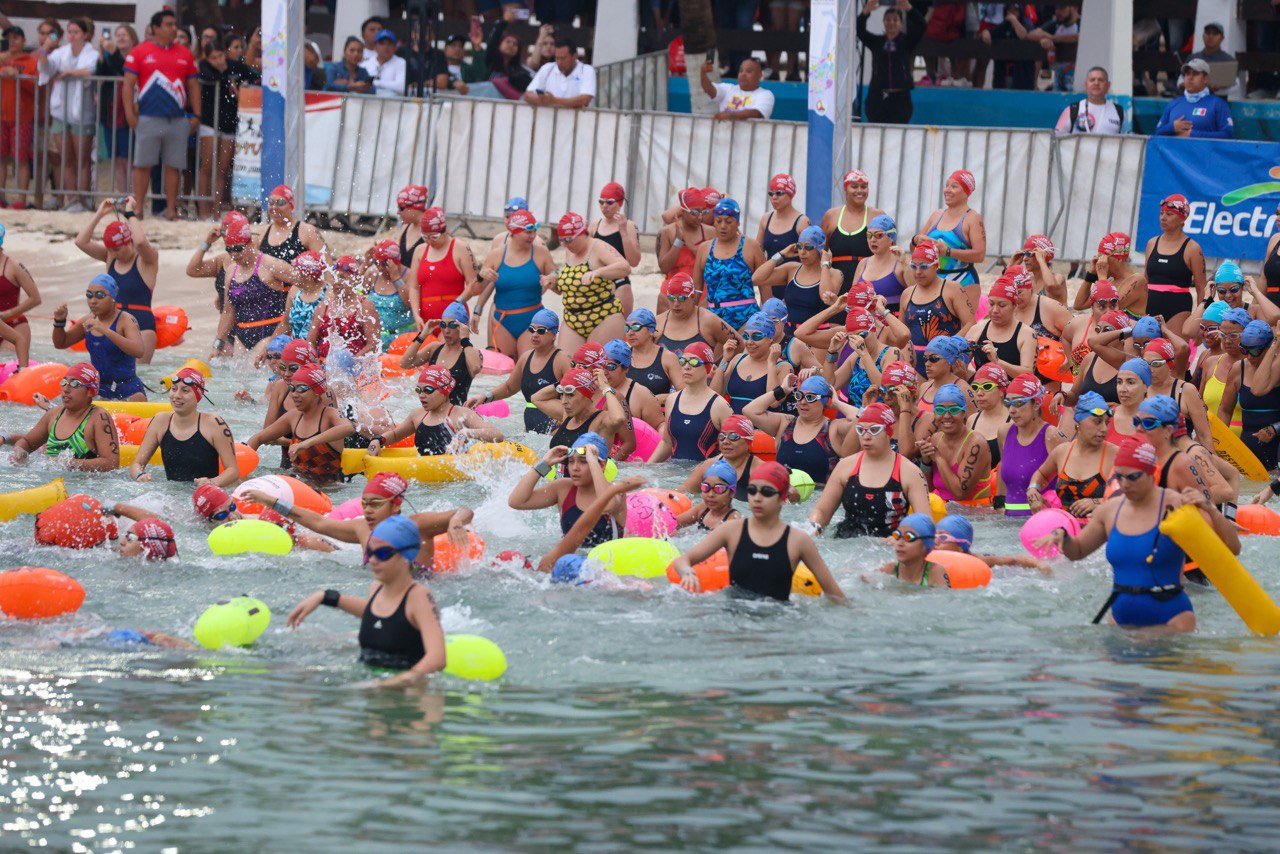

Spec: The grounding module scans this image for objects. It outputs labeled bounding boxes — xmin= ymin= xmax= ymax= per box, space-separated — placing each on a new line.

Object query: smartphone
xmin=513 ymin=7 xmax=531 ymax=20
xmin=707 ymin=48 xmax=716 ymax=64
xmin=102 ymin=26 xmax=112 ymax=41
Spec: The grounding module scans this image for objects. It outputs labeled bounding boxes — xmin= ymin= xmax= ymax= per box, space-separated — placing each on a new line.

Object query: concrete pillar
xmin=1075 ymin=0 xmax=1133 ymax=96
xmin=593 ymin=0 xmax=639 ymax=67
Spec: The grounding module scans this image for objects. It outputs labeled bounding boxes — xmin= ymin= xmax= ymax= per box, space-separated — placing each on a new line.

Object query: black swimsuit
xmin=973 ymin=321 xmax=1025 ymax=369
xmin=729 ymin=523 xmax=793 ymax=601
xmin=520 ymin=348 xmax=560 ymax=434
xmin=428 ymin=341 xmax=475 ymax=405
xmin=593 ymin=226 xmax=631 ymax=288
xmin=550 ymin=410 xmax=602 ymax=450
xmin=415 ymin=407 xmax=455 ymax=456
xmin=834 ymin=453 xmax=909 ymax=538
xmin=656 ymin=318 xmax=708 ymax=353
xmin=628 ymin=347 xmax=673 ymax=396
xmin=159 ymin=414 xmax=221 ymax=481
xmin=1144 ymin=236 xmax=1195 ymax=319
xmin=1077 ymin=356 xmax=1119 ymax=404
xmin=359 ymin=585 xmax=426 ymax=670
xmin=259 ymin=221 xmax=308 ymax=265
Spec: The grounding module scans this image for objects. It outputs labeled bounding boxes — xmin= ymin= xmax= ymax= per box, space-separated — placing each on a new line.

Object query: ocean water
xmin=2 ymin=347 xmax=1279 ymax=850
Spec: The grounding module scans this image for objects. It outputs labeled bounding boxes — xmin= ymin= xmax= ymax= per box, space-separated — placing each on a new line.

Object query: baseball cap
xmin=1182 ymin=58 xmax=1211 ymax=75
xmin=375 ymin=28 xmax=396 ymax=43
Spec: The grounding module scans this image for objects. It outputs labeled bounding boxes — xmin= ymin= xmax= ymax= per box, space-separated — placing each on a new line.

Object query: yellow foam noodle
xmin=0 ymin=478 xmax=68 ymax=522
xmin=95 ymin=400 xmax=173 ymax=417
xmin=361 ymin=442 xmax=537 ymax=482
xmin=1159 ymin=504 xmax=1280 ymax=636
xmin=792 ymin=563 xmax=821 ymax=597
xmin=342 ymin=446 xmax=416 ymax=476
xmin=1208 ymin=412 xmax=1268 ymax=481
xmin=162 ymin=357 xmax=214 ymax=388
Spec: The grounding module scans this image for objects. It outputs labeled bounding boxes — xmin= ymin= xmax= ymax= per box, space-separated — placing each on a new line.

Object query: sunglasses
xmin=602 ymin=360 xmax=623 ymax=371
xmin=1095 ymin=298 xmax=1119 ymax=309
xmin=1145 ymin=358 xmax=1168 ymax=369
xmin=797 ymin=242 xmax=820 ymax=252
xmin=742 ymin=331 xmax=770 ymax=342
xmin=624 ymin=322 xmax=651 ymax=332
xmin=924 ymin=354 xmax=945 ymax=364
xmin=745 ymin=484 xmax=781 ymax=498
xmin=1133 ymin=416 xmax=1171 ymax=430
xmin=971 ymin=381 xmax=1001 ymax=393
xmin=85 ymin=290 xmax=110 ymax=299
xmin=439 ymin=320 xmax=463 ymax=329
xmin=668 ymin=294 xmax=692 ymax=303
xmin=60 ymin=378 xmax=93 ymax=390
xmin=1244 ymin=344 xmax=1269 ymax=357
xmin=414 ymin=385 xmax=442 ymax=395
xmin=554 ymin=384 xmax=586 ymax=395
xmin=792 ymin=391 xmax=827 ymax=404
xmin=855 ymin=423 xmax=886 ymax=438
xmin=287 ymin=383 xmax=317 ymax=394
xmin=677 ymin=356 xmax=709 ymax=368
xmin=890 ymin=530 xmax=925 ymax=543
xmin=908 ymin=262 xmax=933 ymax=271
xmin=766 ymin=190 xmax=788 ymax=197
xmin=1216 ymin=285 xmax=1243 ymax=295
xmin=1114 ymin=469 xmax=1148 ymax=482
xmin=363 ymin=544 xmax=410 ymax=564
xmin=210 ymin=501 xmax=237 ymax=522
xmin=718 ymin=431 xmax=748 ymax=443
xmin=1004 ymin=396 xmax=1036 ymax=408
xmin=701 ymin=482 xmax=732 ymax=494
xmin=934 ymin=404 xmax=965 ymax=416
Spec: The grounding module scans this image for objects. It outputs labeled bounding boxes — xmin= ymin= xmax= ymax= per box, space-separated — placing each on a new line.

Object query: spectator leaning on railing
xmin=0 ymin=26 xmax=39 ymax=209
xmin=36 ymin=16 xmax=99 ymax=212
xmin=326 ymin=37 xmax=373 ymax=93
xmin=1155 ymin=58 xmax=1234 ymax=140
xmin=362 ymin=29 xmax=406 ymax=97
xmin=700 ymin=57 xmax=774 ymax=121
xmin=1053 ymin=66 xmax=1126 ymax=135
xmin=524 ymin=37 xmax=594 ymax=108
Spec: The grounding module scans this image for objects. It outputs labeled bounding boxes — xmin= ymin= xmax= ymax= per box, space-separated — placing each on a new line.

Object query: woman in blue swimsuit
xmin=694 ymin=198 xmax=767 ymax=331
xmin=914 ymin=169 xmax=987 ymax=313
xmin=74 ymin=196 xmax=159 ymax=363
xmin=476 ymin=210 xmax=555 ymax=357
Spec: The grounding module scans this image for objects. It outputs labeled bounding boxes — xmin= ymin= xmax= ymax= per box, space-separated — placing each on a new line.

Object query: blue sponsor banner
xmin=1138 ymin=136 xmax=1280 ymax=261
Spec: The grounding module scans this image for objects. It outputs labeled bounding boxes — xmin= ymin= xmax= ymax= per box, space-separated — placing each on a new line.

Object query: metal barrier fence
xmin=0 ymin=73 xmax=230 ymax=215
xmin=596 ymin=51 xmax=668 ymax=113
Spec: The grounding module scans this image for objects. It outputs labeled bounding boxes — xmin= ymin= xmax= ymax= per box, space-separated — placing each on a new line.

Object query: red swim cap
xmin=721 ymin=414 xmax=754 ymax=437
xmin=397 ymin=184 xmax=428 ymax=210
xmin=280 ymin=339 xmax=317 ymax=366
xmin=769 ymin=173 xmax=797 ymax=196
xmin=557 ymin=212 xmax=588 ymax=241
xmin=417 ymin=364 xmax=456 ymax=394
xmin=104 ymin=221 xmax=132 ymax=248
xmin=599 ymin=181 xmax=625 ymax=202
xmin=64 ymin=362 xmax=100 ymax=394
xmin=373 ymin=240 xmax=401 ymax=264
xmin=172 ymin=367 xmax=206 ymax=400
xmin=193 ymin=484 xmax=231 ymax=519
xmin=364 ymin=471 xmax=408 ymax=500
xmin=558 ymin=366 xmax=596 ymax=397
xmin=1090 ymin=279 xmax=1118 ymax=301
xmin=1114 ymin=436 xmax=1158 ymax=475
xmin=749 ymin=460 xmax=791 ymax=494
xmin=845 ymin=307 xmax=876 ymax=334
xmin=291 ymin=364 xmax=327 ymax=394
xmin=423 ymin=207 xmax=448 ymax=234
xmin=972 ymin=363 xmax=1010 ymax=388
xmin=572 ymin=342 xmax=606 ymax=369
xmin=1005 ymin=372 xmax=1044 ymax=400
xmin=948 ymin=169 xmax=976 ymax=195
xmin=507 ymin=210 xmax=538 ymax=234
xmin=1023 ymin=233 xmax=1055 ymax=261
xmin=1144 ymin=338 xmax=1176 ymax=362
xmin=292 ymin=250 xmax=327 ymax=279
xmin=270 ymin=184 xmax=294 ymax=205
xmin=130 ymin=518 xmax=177 ymax=560
xmin=911 ymin=242 xmax=939 ymax=266
xmin=662 ymin=273 xmax=697 ymax=298
xmin=680 ymin=341 xmax=715 ymax=369
xmin=988 ymin=277 xmax=1020 ymax=304
xmin=858 ymin=402 xmax=896 ymax=432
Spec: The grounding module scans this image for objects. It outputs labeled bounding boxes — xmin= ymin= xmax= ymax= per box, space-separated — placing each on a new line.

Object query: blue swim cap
xmin=1137 ymin=394 xmax=1180 ymax=426
xmin=933 ymin=383 xmax=968 ymax=409
xmin=713 ymin=198 xmax=741 ymax=220
xmin=799 ymin=375 xmax=833 ymax=401
xmin=369 ymin=515 xmax=422 ymax=563
xmin=268 ymin=333 xmax=291 ymax=355
xmin=552 ymin=554 xmax=588 ymax=584
xmin=442 ymin=301 xmax=469 ymax=323
xmin=603 ymin=338 xmax=632 ymax=368
xmin=0 ymin=223 xmax=6 ymax=247
xmin=1223 ymin=307 xmax=1253 ymax=329
xmin=531 ymin=307 xmax=560 ymax=331
xmin=1119 ymin=357 xmax=1153 ymax=386
xmin=1215 ymin=261 xmax=1244 ymax=284
xmin=626 ymin=308 xmax=656 ymax=330
xmin=1131 ymin=316 xmax=1160 ymax=340
xmin=570 ymin=431 xmax=610 ymax=462
xmin=328 ymin=348 xmax=358 ymax=377
xmin=89 ymin=272 xmax=119 ymax=300
xmin=760 ymin=297 xmax=789 ymax=323
xmin=705 ymin=458 xmax=739 ymax=489
xmin=935 ymin=515 xmax=973 ymax=552
xmin=798 ymin=225 xmax=826 ymax=249
xmin=868 ymin=213 xmax=897 ymax=237
xmin=949 ymin=335 xmax=972 ymax=360
xmin=925 ymin=335 xmax=963 ymax=362
xmin=1074 ymin=390 xmax=1109 ymax=421
xmin=743 ymin=312 xmax=777 ymax=337
xmin=105 ymin=628 xmax=151 ymax=646
xmin=504 ymin=196 xmax=528 ymax=214
xmin=897 ymin=513 xmax=935 ymax=547
xmin=1242 ymin=319 xmax=1274 ymax=348
xmin=1202 ymin=301 xmax=1228 ymax=324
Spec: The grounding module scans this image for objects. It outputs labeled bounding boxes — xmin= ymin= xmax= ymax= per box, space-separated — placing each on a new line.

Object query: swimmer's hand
xmin=287 ymin=591 xmax=323 ymax=627
xmin=31 ymin=392 xmax=52 ymax=411
xmin=541 ymin=445 xmax=569 ymax=466
xmin=607 ymin=475 xmax=648 ymax=496
xmin=133 ymin=470 xmax=152 ymax=483
xmin=1031 ymin=529 xmax=1066 ymax=552
xmin=233 ymin=389 xmax=255 ymax=404
xmin=1069 ymin=497 xmax=1100 ymax=518
xmin=193 ymin=477 xmax=212 ymax=487
xmin=1179 ymin=488 xmax=1210 ymax=510
xmin=463 ymin=393 xmax=487 ymax=408
xmin=679 ymin=568 xmax=702 ymax=593
xmin=10 ymin=445 xmax=28 ymax=464
xmin=240 ymin=488 xmax=274 ymax=509
xmin=288 ymin=439 xmax=313 ymax=460
xmin=478 ymin=265 xmax=498 ymax=284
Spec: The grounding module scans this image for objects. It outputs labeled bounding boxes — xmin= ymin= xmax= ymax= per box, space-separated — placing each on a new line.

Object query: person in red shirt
xmin=122 ymin=10 xmax=198 ymax=220
xmin=0 ymin=26 xmax=39 ymax=208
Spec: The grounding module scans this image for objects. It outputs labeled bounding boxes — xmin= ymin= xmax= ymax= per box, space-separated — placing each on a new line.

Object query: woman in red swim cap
xmin=914 ymin=169 xmax=986 ymax=313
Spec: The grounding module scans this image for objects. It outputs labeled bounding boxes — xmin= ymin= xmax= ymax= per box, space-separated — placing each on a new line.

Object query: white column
xmin=333 ymin=0 xmax=389 ymax=59
xmin=593 ymin=0 xmax=639 ymax=67
xmin=1074 ymin=0 xmax=1133 ymax=96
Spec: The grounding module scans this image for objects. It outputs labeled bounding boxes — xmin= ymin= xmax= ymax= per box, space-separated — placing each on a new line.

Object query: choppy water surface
xmin=2 ymin=348 xmax=1279 ymax=850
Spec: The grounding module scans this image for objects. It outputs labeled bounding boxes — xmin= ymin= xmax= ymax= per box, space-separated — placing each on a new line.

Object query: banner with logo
xmin=233 ymin=87 xmax=342 ymax=207
xmin=1138 ymin=136 xmax=1280 ymax=260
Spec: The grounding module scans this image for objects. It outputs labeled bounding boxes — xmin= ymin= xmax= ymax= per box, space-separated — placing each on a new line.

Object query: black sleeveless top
xmin=159 ymin=414 xmax=221 ymax=481
xmin=550 ymin=410 xmax=601 ymax=450
xmin=359 ymin=585 xmax=426 ymax=670
xmin=627 ymin=347 xmax=673 ymax=395
xmin=415 ymin=408 xmax=455 ymax=456
xmin=973 ymin=321 xmax=1025 ymax=369
xmin=1264 ymin=238 xmax=1280 ymax=306
xmin=1144 ymin=236 xmax=1194 ymax=288
xmin=592 ymin=226 xmax=631 ymax=286
xmin=259 ymin=221 xmax=307 ymax=265
xmin=729 ymin=523 xmax=793 ymax=601
xmin=428 ymin=341 xmax=475 ymax=405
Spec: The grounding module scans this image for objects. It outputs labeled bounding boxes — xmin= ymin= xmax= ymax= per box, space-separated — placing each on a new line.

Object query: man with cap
xmin=361 ymin=28 xmax=407 ymax=97
xmin=1155 ymin=57 xmax=1233 ymax=139
xmin=130 ymin=367 xmax=239 ymax=487
xmin=242 ymin=471 xmax=475 ymax=566
xmin=247 ymin=364 xmax=354 ymax=484
xmin=1187 ymin=21 xmax=1236 ymax=95
xmin=52 ymin=274 xmax=146 ymax=400
xmin=466 ymin=307 xmax=572 ymax=433
xmin=5 ymin=362 xmax=119 ymax=470
xmin=672 ymin=460 xmax=844 ymax=601
xmin=75 ymin=196 xmax=160 ymax=363
xmin=654 ymin=273 xmax=736 ymax=359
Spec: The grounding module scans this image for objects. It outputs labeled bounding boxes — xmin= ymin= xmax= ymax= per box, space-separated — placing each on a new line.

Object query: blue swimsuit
xmin=84 ymin=311 xmax=144 ymax=400
xmin=109 ymin=259 xmax=155 ymax=332
xmin=1103 ymin=491 xmax=1193 ymax=627
xmin=725 ymin=354 xmax=767 ymax=414
xmin=925 ymin=211 xmax=978 ymax=286
xmin=287 ymin=287 xmax=324 ymax=339
xmin=703 ymin=237 xmax=758 ymax=330
xmin=494 ymin=243 xmax=543 ymax=341
xmin=668 ymin=391 xmax=720 ymax=461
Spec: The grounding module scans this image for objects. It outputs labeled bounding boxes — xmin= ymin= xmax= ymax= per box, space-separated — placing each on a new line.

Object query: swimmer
xmin=809 ymin=403 xmax=930 ymax=538
xmin=677 ymin=413 xmax=765 ymax=501
xmin=744 ymin=374 xmax=857 ymax=485
xmin=391 ymin=184 xmax=428 ymax=263
xmin=194 ymin=482 xmax=338 ymax=551
xmin=933 ymin=515 xmax=1050 ymax=573
xmin=677 ymin=459 xmax=743 ymax=531
xmin=532 ymin=366 xmax=628 ymax=453
xmin=850 ymin=214 xmax=910 ymax=313
xmin=1064 ymin=309 xmax=1131 ymax=407
xmin=1142 ymin=193 xmax=1206 ymax=334
xmin=693 ymin=198 xmax=767 ymax=330
xmin=5 ymin=362 xmax=119 ymax=470
xmin=672 ymin=461 xmax=845 ymax=601
xmin=487 ymin=197 xmax=549 ymax=253
xmin=997 ymin=373 xmax=1062 ymax=516
xmin=1090 ymin=315 xmax=1188 ymax=377
xmin=1214 ymin=319 xmax=1280 ymax=471
xmin=465 ymin=307 xmax=571 ymax=434
xmin=509 ymin=433 xmax=627 ymax=549
xmin=239 ymin=473 xmax=474 ymax=564
xmin=407 ymin=206 xmax=479 ymax=326
xmin=918 ymin=383 xmax=992 ymax=503
xmin=476 ymin=209 xmax=556 ymax=356
xmin=400 ymin=301 xmax=482 ymax=406
xmin=649 ymin=342 xmax=733 ymax=462
xmin=1135 ymin=395 xmax=1230 ymax=504
xmin=288 ymin=515 xmax=447 ymax=686
xmin=100 ymin=499 xmax=178 ymax=561
xmin=1062 ymin=279 xmax=1120 ymax=376
xmin=717 ymin=312 xmax=790 ymax=414
xmin=796 ymin=289 xmax=909 ymax=360
xmin=1010 ymin=234 xmax=1067 ymax=305
xmin=1034 ymin=436 xmax=1240 ymax=632
xmin=70 ymin=628 xmax=194 ymax=649
xmin=869 ymin=513 xmax=951 ymax=587
xmin=1105 ymin=357 xmax=1153 ymax=446
xmin=276 ymin=250 xmax=327 ymax=340
xmin=654 ymin=273 xmax=736 ymax=358
xmin=750 ymin=225 xmax=841 ymax=318
xmin=0 ymin=223 xmax=41 ymax=368
xmin=1076 ymin=232 xmax=1145 ymax=315
xmin=1028 ymin=391 xmax=1117 ymax=519
xmin=130 ymin=368 xmax=239 ymax=486
xmin=307 ymin=255 xmax=381 ymax=360
xmin=74 ymin=197 xmax=160 ymax=363
xmin=543 ymin=212 xmax=630 ymax=349
xmin=656 ymin=188 xmax=710 ymax=312
xmin=366 ymin=365 xmax=503 ymax=458
xmin=247 ymin=365 xmax=353 ymax=485
xmin=590 ymin=182 xmax=642 ymax=316
xmin=899 ymin=242 xmax=974 ymax=374
xmin=967 ymin=276 xmax=1036 ymax=377
xmin=818 ymin=169 xmax=884 ymax=292
xmin=754 ymin=174 xmax=812 ymax=297
xmin=52 ymin=274 xmax=146 ymax=400
xmin=258 ymin=184 xmax=327 ymax=263
xmin=596 ymin=340 xmax=664 ymax=457
xmin=365 ymin=240 xmax=417 ymax=348
xmin=1140 ymin=336 xmax=1213 ymax=443
xmin=913 ymin=335 xmax=973 ymax=430
xmin=913 ymin=169 xmax=985 ymax=304
xmin=820 ymin=307 xmax=903 ymax=407
xmin=623 ymin=308 xmax=682 ymax=399
xmin=1009 ymin=262 xmax=1071 ymax=345
xmin=965 ymin=363 xmax=1011 ymax=468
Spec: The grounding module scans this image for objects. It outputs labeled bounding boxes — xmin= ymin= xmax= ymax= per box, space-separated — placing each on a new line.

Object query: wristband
xmin=770 ymin=253 xmax=783 ymax=264
xmin=200 ymin=241 xmax=211 ymax=252
xmin=322 ymin=589 xmax=341 ymax=607
xmin=474 ymin=307 xmax=483 ymax=317
xmin=718 ymin=360 xmax=729 ymax=371
xmin=534 ymin=461 xmax=552 ymax=477
xmin=1270 ymin=478 xmax=1280 ymax=494
xmin=772 ymin=386 xmax=787 ymax=402
xmin=825 ymin=351 xmax=838 ymax=363
xmin=101 ymin=500 xmax=116 ymax=515
xmin=821 ymin=261 xmax=831 ymax=269
xmin=484 ymin=391 xmax=493 ymax=402
xmin=123 ymin=211 xmax=136 ymax=219
xmin=672 ymin=238 xmax=684 ymax=248
xmin=53 ymin=320 xmax=66 ymax=328
xmin=274 ymin=495 xmax=295 ymax=516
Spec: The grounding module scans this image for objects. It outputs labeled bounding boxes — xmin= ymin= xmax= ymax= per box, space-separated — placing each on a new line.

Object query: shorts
xmin=0 ymin=121 xmax=33 ymax=161
xmin=50 ymin=119 xmax=95 ymax=137
xmin=99 ymin=376 xmax=147 ymax=401
xmin=134 ymin=115 xmax=189 ymax=169
xmin=1111 ymin=589 xmax=1193 ymax=628
xmin=100 ymin=123 xmax=132 ymax=159
xmin=198 ymin=124 xmax=233 ymax=141
xmin=1146 ymin=286 xmax=1193 ymax=319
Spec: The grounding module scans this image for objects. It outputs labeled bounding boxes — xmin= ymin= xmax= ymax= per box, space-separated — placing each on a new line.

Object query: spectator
xmin=197 ymin=26 xmax=219 ymax=60
xmin=700 ymin=56 xmax=774 ymax=120
xmin=123 ymin=9 xmax=199 ymax=220
xmin=245 ymin=27 xmax=262 ymax=76
xmin=174 ymin=25 xmax=193 ymax=52
xmin=1187 ymin=21 xmax=1235 ymax=95
xmin=921 ymin=0 xmax=967 ymax=87
xmin=361 ymin=29 xmax=406 ymax=97
xmin=197 ymin=36 xmax=238 ymax=219
xmin=37 ymin=16 xmax=99 ymax=212
xmin=303 ymin=42 xmax=326 ymax=90
xmin=982 ymin=3 xmax=1035 ymax=90
xmin=527 ymin=24 xmax=556 ymax=72
xmin=524 ymin=37 xmax=595 ymax=108
xmin=436 ymin=34 xmax=487 ymax=95
xmin=0 ymin=26 xmax=39 ymax=209
xmin=325 ymin=37 xmax=373 ymax=93
xmin=95 ymin=24 xmax=138 ymax=198
xmin=856 ymin=0 xmax=927 ymax=125
xmin=1054 ymin=66 xmax=1127 ymax=134
xmin=1155 ymin=58 xmax=1234 ymax=140
xmin=360 ymin=16 xmax=384 ymax=62
xmin=225 ymin=34 xmax=260 ymax=85
xmin=1025 ymin=3 xmax=1080 ymax=91
xmin=483 ymin=18 xmax=533 ymax=99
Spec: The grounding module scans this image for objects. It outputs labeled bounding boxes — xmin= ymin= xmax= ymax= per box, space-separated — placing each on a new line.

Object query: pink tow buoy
xmin=974 ymin=292 xmax=990 ymax=321
xmin=1019 ymin=508 xmax=1081 ymax=558
xmin=623 ymin=490 xmax=677 ymax=538
xmin=474 ymin=399 xmax=510 ymax=418
xmin=0 ymin=359 xmax=39 ymax=387
xmin=480 ymin=349 xmax=515 ymax=376
xmin=625 ymin=419 xmax=663 ymax=462
xmin=327 ymin=496 xmax=364 ymax=520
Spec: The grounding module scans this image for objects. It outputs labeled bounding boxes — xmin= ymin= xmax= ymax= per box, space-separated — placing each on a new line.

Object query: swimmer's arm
xmin=140 ymin=631 xmax=196 ymax=649
xmin=390 ymin=588 xmax=446 ymax=682
xmin=186 ymin=246 xmax=224 ymax=278
xmin=1216 ymin=371 xmax=1241 ymax=424
xmin=410 ymin=508 xmax=473 ymax=540
xmin=1072 ymin=275 xmax=1094 ymax=312
xmin=1026 ymin=448 xmax=1062 ymax=512
xmin=260 ymin=255 xmax=299 ymax=291
xmin=670 ymin=524 xmax=733 ymax=591
xmin=590 ymin=240 xmax=631 ymax=282
xmin=795 ymin=536 xmax=846 ymax=601
xmin=105 ymin=501 xmax=153 ymax=523
xmin=978 ymin=553 xmax=1052 ymax=574
xmin=245 ymin=411 xmax=296 ymax=450
xmin=1182 ymin=489 xmax=1242 ymax=555
xmin=277 ymin=503 xmax=363 ymax=543
xmin=74 ymin=212 xmax=110 ymax=261
xmin=794 ymin=295 xmax=849 ymax=343
xmin=690 ymin=241 xmax=711 ymax=294
xmin=1059 ymin=506 xmax=1108 ymax=560
xmin=530 ymin=382 xmax=566 ymax=420
xmin=128 ymin=414 xmax=166 ymax=481
xmin=207 ymin=416 xmax=240 ymax=489
xmin=937 ymin=435 xmax=989 ymax=500
xmin=995 ymin=327 xmax=1037 ymax=378
xmin=356 ymin=299 xmax=381 ymax=356
xmin=9 ymin=409 xmax=55 ymax=457
xmin=1085 ymin=328 xmax=1129 ymax=370
xmin=300 ymin=410 xmax=356 ymax=451
xmin=674 ymin=502 xmax=704 ymax=531
xmin=537 ymin=476 xmax=646 ymax=572
xmin=657 ymin=225 xmax=682 ymax=274
xmin=73 ymin=410 xmax=119 ymax=472
xmin=902 ymin=460 xmax=932 ymax=518
xmin=456 ymin=407 xmax=504 ymax=442
xmin=509 ymin=456 xmax=564 ymax=510
xmin=880 ymin=312 xmax=911 ymax=351
xmin=288 ymin=588 xmax=368 ymax=627
xmin=947 ymin=281 xmax=976 ymax=334
xmin=953 ymin=212 xmax=986 ymax=266
xmin=809 ymin=460 xmax=851 ymax=531
xmin=214 ymin=298 xmax=236 ymax=352
xmin=368 ymin=413 xmax=417 ymax=455
xmin=467 ymin=356 xmax=522 ymax=406
xmin=742 ymin=388 xmax=788 ymax=434
xmin=8 ymin=261 xmax=40 ymax=317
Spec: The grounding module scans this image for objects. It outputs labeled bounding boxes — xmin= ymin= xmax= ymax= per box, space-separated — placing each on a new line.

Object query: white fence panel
xmin=329 ymin=96 xmax=434 ymax=216
xmin=1050 ymin=134 xmax=1146 ymax=263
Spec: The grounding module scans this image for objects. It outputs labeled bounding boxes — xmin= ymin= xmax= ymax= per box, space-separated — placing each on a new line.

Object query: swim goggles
xmin=718 ymin=431 xmax=748 ymax=443
xmin=766 ymin=190 xmax=788 ymax=198
xmin=125 ymin=529 xmax=174 ymax=545
xmin=1095 ymin=298 xmax=1119 ymax=309
xmin=85 ymin=289 xmax=111 ymax=299
xmin=209 ymin=501 xmax=237 ymax=522
xmin=266 ymin=350 xmax=284 ymax=359
xmin=1004 ymin=396 xmax=1037 ymax=408
xmin=1216 ymin=285 xmax=1243 ymax=295
xmin=1132 ymin=415 xmax=1172 ymax=430
xmin=529 ymin=325 xmax=554 ymax=336
xmin=923 ymin=354 xmax=945 ymax=363
xmin=797 ymin=242 xmax=820 ymax=252
xmin=1199 ymin=323 xmax=1220 ymax=336
xmin=60 ymin=378 xmax=93 ymax=390
xmin=279 ymin=362 xmax=301 ymax=373
xmin=224 ymin=243 xmax=250 ymax=253
xmin=513 ymin=222 xmax=539 ymax=233
xmin=667 ymin=294 xmax=692 ymax=303
xmin=677 ymin=356 xmax=709 ymax=368
xmin=597 ymin=197 xmax=618 ymax=205
xmin=1114 ymin=469 xmax=1148 ymax=482
xmin=933 ymin=404 xmax=965 ymax=416
xmin=933 ymin=529 xmax=971 ymax=549
xmin=602 ymin=360 xmax=623 ymax=371
xmin=792 ymin=391 xmax=827 ymax=404
xmin=287 ymin=383 xmax=319 ymax=394
xmin=970 ymin=382 xmax=1002 ymax=393
xmin=908 ymin=262 xmax=932 ymax=271
xmin=363 ymin=544 xmax=414 ymax=564
xmin=1145 ymin=358 xmax=1168 ymax=369
xmin=414 ymin=384 xmax=442 ymax=395
xmin=889 ymin=529 xmax=925 ymax=543
xmin=742 ymin=331 xmax=770 ymax=342
xmin=1244 ymin=344 xmax=1270 ymax=357
xmin=700 ymin=482 xmax=732 ymax=494
xmin=624 ymin=322 xmax=652 ymax=332
xmin=854 ymin=424 xmax=886 ymax=438
xmin=745 ymin=484 xmax=781 ymax=498
xmin=439 ymin=320 xmax=463 ymax=329
xmin=1077 ymin=406 xmax=1110 ymax=419
xmin=555 ymin=384 xmax=588 ymax=395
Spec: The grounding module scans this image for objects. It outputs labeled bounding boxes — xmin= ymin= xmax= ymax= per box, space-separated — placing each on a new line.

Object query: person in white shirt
xmin=523 ymin=37 xmax=595 ymax=108
xmin=1054 ymin=66 xmax=1127 ymax=135
xmin=37 ymin=15 xmax=99 ymax=211
xmin=361 ymin=29 xmax=406 ymax=98
xmin=360 ymin=16 xmax=384 ymax=63
xmin=700 ymin=57 xmax=775 ymax=121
